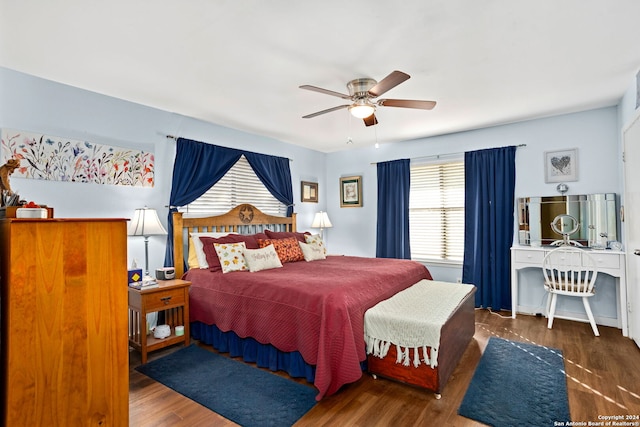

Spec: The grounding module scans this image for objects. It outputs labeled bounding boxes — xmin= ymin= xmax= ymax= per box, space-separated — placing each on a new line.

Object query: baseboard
xmin=516 ymin=305 xmax=619 ymax=329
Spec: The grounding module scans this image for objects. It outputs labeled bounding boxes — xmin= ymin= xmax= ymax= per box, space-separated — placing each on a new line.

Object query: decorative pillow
xmin=200 ymin=233 xmax=268 ymax=272
xmin=264 ymin=229 xmax=310 ymax=243
xmin=304 ymin=233 xmax=327 ymax=255
xmin=243 ymin=245 xmax=283 ymax=272
xmin=213 ymin=242 xmax=248 ymax=273
xmin=257 ymin=237 xmax=305 ymax=263
xmin=299 ymin=241 xmax=326 ymax=262
xmin=188 ymin=232 xmax=230 ymax=269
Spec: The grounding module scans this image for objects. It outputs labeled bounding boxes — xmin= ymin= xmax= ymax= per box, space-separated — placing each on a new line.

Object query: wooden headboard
xmin=172 ymin=203 xmax=297 ymax=277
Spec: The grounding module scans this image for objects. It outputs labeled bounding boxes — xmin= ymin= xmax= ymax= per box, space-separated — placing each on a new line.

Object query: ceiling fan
xmin=300 ymin=70 xmax=436 ymax=127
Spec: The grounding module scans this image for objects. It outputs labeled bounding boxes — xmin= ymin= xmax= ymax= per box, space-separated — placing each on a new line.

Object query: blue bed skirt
xmin=190 ymin=321 xmax=316 ymax=383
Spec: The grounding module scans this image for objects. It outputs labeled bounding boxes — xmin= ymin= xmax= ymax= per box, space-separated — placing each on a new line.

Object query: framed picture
xmin=545 ymin=148 xmax=578 ymax=183
xmin=340 ymin=175 xmax=362 ymax=208
xmin=301 ymin=181 xmax=318 ymax=203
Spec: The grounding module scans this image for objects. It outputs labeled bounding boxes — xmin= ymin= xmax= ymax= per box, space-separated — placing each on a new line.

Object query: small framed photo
xmin=301 ymin=181 xmax=318 ymax=203
xmin=340 ymin=175 xmax=362 ymax=208
xmin=545 ymin=148 xmax=578 ymax=183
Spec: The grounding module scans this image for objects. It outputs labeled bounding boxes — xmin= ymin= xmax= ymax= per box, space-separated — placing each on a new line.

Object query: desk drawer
xmin=145 ymin=288 xmax=186 ymax=311
xmin=585 ymin=252 xmax=620 ymax=269
xmin=513 ymin=250 xmax=545 ymax=265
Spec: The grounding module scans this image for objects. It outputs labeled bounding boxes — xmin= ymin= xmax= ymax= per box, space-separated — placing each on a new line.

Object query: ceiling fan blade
xmin=299 ymin=85 xmax=352 ymax=100
xmin=368 ymin=71 xmax=410 ymax=97
xmin=363 ymin=114 xmax=379 ymax=127
xmin=302 ymin=104 xmax=350 ymax=119
xmin=377 ymin=99 xmax=436 ymax=110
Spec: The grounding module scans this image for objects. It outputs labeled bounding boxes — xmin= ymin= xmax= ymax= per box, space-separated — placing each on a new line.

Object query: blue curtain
xmin=376 ymin=159 xmax=411 ymax=259
xmin=168 ymin=138 xmax=243 ymax=207
xmin=462 ymin=146 xmax=516 ymax=310
xmin=245 ymin=153 xmax=294 ymax=217
xmin=164 ymin=138 xmax=294 ymax=267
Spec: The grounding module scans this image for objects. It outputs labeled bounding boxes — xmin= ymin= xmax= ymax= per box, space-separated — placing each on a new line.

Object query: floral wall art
xmin=1 ymin=128 xmax=154 ymax=187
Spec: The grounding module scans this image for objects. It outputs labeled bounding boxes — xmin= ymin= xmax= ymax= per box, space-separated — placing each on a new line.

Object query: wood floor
xmin=129 ymin=310 xmax=640 ymax=426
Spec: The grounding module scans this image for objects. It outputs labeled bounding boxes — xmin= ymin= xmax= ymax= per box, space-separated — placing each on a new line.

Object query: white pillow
xmin=304 ymin=234 xmax=327 ymax=255
xmin=213 ymin=242 xmax=248 ymax=273
xmin=299 ymin=241 xmax=326 ymax=261
xmin=189 ymin=232 xmax=231 ymax=269
xmin=243 ymin=245 xmax=283 ymax=272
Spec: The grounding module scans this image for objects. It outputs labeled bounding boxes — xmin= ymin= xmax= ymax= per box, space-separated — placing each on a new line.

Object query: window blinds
xmin=183 ymin=155 xmax=287 ymax=216
xmin=409 ymin=161 xmax=465 ymax=262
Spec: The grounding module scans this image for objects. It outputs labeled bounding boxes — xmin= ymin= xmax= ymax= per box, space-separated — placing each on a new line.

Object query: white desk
xmin=510 ymin=246 xmax=628 ymax=337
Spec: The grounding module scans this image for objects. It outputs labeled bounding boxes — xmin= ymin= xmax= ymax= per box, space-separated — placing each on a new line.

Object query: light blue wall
xmin=0 ymin=67 xmax=629 ymax=326
xmin=325 ymin=107 xmax=621 ymax=281
xmin=0 ymin=67 xmax=326 ymax=274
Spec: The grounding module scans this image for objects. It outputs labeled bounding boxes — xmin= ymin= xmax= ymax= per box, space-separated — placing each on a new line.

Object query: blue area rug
xmin=458 ymin=337 xmax=570 ymax=427
xmin=136 ymin=344 xmax=317 ymax=427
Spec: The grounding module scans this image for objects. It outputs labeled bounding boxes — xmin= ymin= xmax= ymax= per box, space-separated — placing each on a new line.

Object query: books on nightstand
xmin=128 ymin=278 xmax=159 ymax=290
xmin=128 ymin=267 xmax=158 ymax=289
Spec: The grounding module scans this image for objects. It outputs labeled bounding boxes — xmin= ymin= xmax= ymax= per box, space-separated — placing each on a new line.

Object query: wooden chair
xmin=542 ymin=246 xmax=599 ymax=336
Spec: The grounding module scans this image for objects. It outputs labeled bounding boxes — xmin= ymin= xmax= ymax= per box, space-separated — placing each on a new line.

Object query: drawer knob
xmin=161 ymin=296 xmax=172 ymax=305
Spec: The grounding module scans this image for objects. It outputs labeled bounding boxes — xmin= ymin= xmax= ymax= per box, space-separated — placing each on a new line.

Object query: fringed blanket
xmin=365 ymin=280 xmax=475 ymax=368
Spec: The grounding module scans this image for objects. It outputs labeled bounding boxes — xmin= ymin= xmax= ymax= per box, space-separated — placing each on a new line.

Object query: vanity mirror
xmin=517 ymin=193 xmax=618 ymax=248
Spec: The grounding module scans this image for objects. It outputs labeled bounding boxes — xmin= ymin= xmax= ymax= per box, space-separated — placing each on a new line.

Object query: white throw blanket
xmin=365 ymin=280 xmax=475 ymax=368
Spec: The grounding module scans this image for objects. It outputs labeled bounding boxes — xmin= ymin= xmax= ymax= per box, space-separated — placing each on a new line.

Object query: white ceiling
xmin=2 ymin=1 xmax=640 ymax=153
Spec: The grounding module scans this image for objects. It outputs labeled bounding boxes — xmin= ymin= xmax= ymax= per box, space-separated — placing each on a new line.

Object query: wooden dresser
xmin=0 ymin=218 xmax=129 ymax=426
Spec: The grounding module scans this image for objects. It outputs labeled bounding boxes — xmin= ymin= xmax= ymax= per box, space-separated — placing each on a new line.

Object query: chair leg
xmin=545 ymin=291 xmax=552 ymax=318
xmin=547 ymin=293 xmax=558 ymax=329
xmin=582 ymin=297 xmax=600 ymax=336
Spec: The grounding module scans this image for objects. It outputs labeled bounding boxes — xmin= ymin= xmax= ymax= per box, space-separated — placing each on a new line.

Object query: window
xmin=409 ymin=160 xmax=465 ymax=263
xmin=182 ymin=155 xmax=287 ymax=216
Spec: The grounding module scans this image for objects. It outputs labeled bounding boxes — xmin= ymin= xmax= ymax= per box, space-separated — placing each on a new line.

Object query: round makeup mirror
xmin=550 ymin=214 xmax=581 ymax=246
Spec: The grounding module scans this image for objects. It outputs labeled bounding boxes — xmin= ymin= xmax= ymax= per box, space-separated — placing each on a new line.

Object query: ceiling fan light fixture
xmin=349 ymin=102 xmax=375 ymax=119
xmin=300 ymin=70 xmax=436 ymax=125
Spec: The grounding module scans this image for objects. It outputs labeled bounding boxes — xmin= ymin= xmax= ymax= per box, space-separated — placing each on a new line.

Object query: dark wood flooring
xmin=129 ymin=310 xmax=640 ymax=426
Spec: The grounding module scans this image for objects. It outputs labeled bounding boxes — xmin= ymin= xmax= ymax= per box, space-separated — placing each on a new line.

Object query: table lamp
xmin=311 ymin=211 xmax=333 ymax=239
xmin=129 ymin=207 xmax=167 ymax=279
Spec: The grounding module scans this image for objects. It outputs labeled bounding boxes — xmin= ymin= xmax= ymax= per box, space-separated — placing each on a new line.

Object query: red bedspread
xmin=184 ymin=255 xmax=431 ymax=400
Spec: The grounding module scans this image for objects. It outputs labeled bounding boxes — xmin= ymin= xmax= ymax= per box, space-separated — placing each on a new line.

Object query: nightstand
xmin=128 ymin=279 xmax=191 ymax=363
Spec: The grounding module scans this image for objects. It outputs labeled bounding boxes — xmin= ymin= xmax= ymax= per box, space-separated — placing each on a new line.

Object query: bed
xmin=172 ymin=204 xmax=474 ymax=400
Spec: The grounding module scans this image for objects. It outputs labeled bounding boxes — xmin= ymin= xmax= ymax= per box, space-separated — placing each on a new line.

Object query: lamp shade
xmin=128 ymin=207 xmax=167 ymax=236
xmin=311 ymin=211 xmax=333 ymax=229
